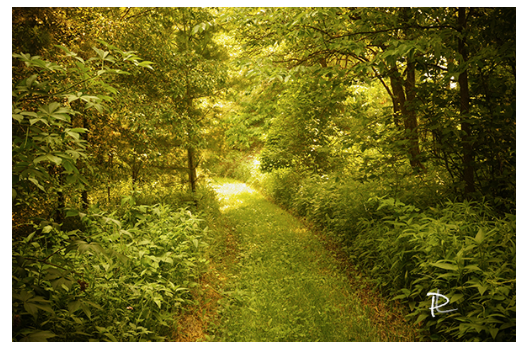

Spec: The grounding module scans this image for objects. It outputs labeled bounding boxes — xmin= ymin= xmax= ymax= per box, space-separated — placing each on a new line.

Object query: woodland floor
xmin=174 ymin=178 xmax=417 ymax=342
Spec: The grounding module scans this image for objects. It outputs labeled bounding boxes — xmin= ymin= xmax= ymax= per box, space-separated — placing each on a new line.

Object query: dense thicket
xmin=12 ymin=7 xmax=515 ymax=342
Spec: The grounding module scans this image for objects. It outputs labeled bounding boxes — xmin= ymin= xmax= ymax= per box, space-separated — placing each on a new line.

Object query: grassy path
xmin=195 ymin=178 xmax=412 ymax=342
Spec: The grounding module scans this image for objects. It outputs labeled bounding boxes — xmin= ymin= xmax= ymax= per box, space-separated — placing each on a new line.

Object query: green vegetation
xmin=13 ymin=199 xmax=211 ymax=341
xmin=206 ymin=179 xmax=413 ymax=341
xmin=12 ymin=7 xmax=515 ymax=342
xmin=252 ymin=171 xmax=515 ymax=341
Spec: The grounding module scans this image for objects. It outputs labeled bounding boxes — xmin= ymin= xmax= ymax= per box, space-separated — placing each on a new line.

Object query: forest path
xmin=204 ymin=178 xmax=411 ymax=342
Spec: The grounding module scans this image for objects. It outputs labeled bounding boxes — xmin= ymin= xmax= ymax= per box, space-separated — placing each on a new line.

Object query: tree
xmin=12 ymin=40 xmax=148 ymax=222
xmin=228 ymin=7 xmax=515 ymax=211
xmin=102 ymin=8 xmax=228 ymax=194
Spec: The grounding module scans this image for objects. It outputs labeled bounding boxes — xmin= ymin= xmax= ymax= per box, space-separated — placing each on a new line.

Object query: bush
xmin=254 ymin=169 xmax=516 ymax=341
xmin=12 ymin=203 xmax=209 ymax=341
xmin=372 ymin=199 xmax=516 ymax=342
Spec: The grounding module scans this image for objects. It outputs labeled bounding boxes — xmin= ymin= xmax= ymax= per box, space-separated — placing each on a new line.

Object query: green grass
xmin=205 ymin=178 xmax=394 ymax=342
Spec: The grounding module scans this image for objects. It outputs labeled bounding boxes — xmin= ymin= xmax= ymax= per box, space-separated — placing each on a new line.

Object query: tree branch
xmin=304 ymin=24 xmax=456 ymax=41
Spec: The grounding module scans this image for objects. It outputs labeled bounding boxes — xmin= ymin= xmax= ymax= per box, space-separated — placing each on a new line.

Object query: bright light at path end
xmin=214 ymin=183 xmax=255 ymax=197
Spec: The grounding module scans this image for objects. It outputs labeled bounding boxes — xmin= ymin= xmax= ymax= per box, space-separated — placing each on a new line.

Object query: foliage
xmin=229 ymin=7 xmax=515 ymax=212
xmin=224 ymin=8 xmax=516 ymax=341
xmin=253 ymin=169 xmax=515 ymax=341
xmin=105 ymin=7 xmax=229 ymax=193
xmin=12 ymin=42 xmax=150 ymax=219
xmin=354 ymin=198 xmax=516 ymax=342
xmin=12 ymin=203 xmax=210 ymax=341
xmin=258 ymin=67 xmax=350 ymax=173
xmin=12 ymin=7 xmax=515 ymax=343
xmin=11 ymin=9 xmax=223 ymax=342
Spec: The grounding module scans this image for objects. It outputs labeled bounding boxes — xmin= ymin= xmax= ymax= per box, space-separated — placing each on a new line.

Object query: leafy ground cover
xmin=12 ymin=188 xmax=212 ymax=342
xmin=252 ymin=169 xmax=516 ymax=341
xmin=191 ymin=178 xmax=416 ymax=341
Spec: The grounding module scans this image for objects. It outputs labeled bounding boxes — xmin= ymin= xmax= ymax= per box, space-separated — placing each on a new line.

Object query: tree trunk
xmin=403 ymin=59 xmax=425 ymax=172
xmin=56 ymin=189 xmax=65 ymax=223
xmin=389 ymin=62 xmax=425 ymax=172
xmin=131 ymin=155 xmax=141 ymax=192
xmin=107 ymin=153 xmax=113 ymax=204
xmin=187 ymin=147 xmax=197 ymax=193
xmin=458 ymin=7 xmax=475 ymax=197
xmin=80 ymin=115 xmax=89 ymax=210
xmin=55 ymin=168 xmax=65 ymax=223
xmin=389 ymin=68 xmax=403 ymax=128
xmin=81 ymin=191 xmax=88 ymax=210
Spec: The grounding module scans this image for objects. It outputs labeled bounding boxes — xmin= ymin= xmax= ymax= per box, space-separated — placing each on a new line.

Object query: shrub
xmin=254 ymin=169 xmax=515 ymax=341
xmin=12 ymin=204 xmax=209 ymax=341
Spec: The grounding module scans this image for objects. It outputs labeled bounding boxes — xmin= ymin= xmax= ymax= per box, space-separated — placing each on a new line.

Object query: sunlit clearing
xmin=214 ymin=183 xmax=256 ymax=212
xmin=214 ymin=183 xmax=255 ymax=196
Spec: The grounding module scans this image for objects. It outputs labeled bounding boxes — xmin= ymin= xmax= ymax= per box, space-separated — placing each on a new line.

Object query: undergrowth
xmin=12 ymin=183 xmax=216 ymax=341
xmin=234 ymin=165 xmax=516 ymax=342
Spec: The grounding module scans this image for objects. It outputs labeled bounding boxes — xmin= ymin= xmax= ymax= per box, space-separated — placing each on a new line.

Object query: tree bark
xmin=187 ymin=147 xmax=197 ymax=193
xmin=389 ymin=61 xmax=425 ymax=172
xmin=458 ymin=7 xmax=475 ymax=196
xmin=54 ymin=167 xmax=65 ymax=223
xmin=403 ymin=59 xmax=425 ymax=172
xmin=389 ymin=68 xmax=403 ymax=128
xmin=81 ymin=115 xmax=89 ymax=209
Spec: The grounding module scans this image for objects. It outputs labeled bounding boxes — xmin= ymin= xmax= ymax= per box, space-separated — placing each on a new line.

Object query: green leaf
xmin=104 ymin=333 xmax=118 ymax=342
xmin=81 ymin=302 xmax=91 ymax=319
xmin=61 ymin=159 xmax=77 ymax=174
xmin=475 ymin=228 xmax=485 ymax=244
xmin=66 ymin=129 xmax=80 ymax=140
xmin=26 ymin=74 xmax=38 ymax=87
xmin=69 ymin=127 xmax=88 ymax=134
xmin=53 ymin=114 xmax=71 ymax=122
xmin=34 ymin=154 xmax=62 ymax=165
xmin=137 ymin=61 xmax=154 ymax=70
xmin=29 ymin=117 xmax=47 ymax=125
xmin=21 ymin=330 xmax=57 ymax=342
xmin=40 ymin=102 xmax=60 ymax=115
xmin=24 ymin=302 xmax=39 ymax=317
xmin=391 ymin=294 xmax=408 ymax=301
xmin=93 ymin=47 xmax=109 ymax=60
xmin=415 ymin=313 xmax=428 ymax=325
xmin=463 ymin=264 xmax=482 ymax=272
xmin=68 ymin=300 xmax=81 ymax=314
xmin=12 ymin=114 xmax=24 ymax=123
xmin=431 ymin=262 xmax=459 ymax=271
xmin=489 ymin=327 xmax=499 ymax=340
xmin=450 ymin=294 xmax=464 ymax=304
xmin=437 ymin=272 xmax=458 ymax=279
xmin=75 ymin=61 xmax=88 ymax=72
xmin=33 ymin=302 xmax=54 ymax=314
xmin=28 ymin=177 xmax=46 ymax=192
xmin=75 ymin=240 xmax=105 ymax=254
xmin=477 ymin=284 xmax=488 ymax=296
xmin=42 ymin=225 xmax=53 ymax=234
xmin=120 ymin=229 xmax=133 ymax=237
xmin=85 ymin=300 xmax=102 ymax=310
xmin=192 ymin=23 xmax=204 ymax=35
